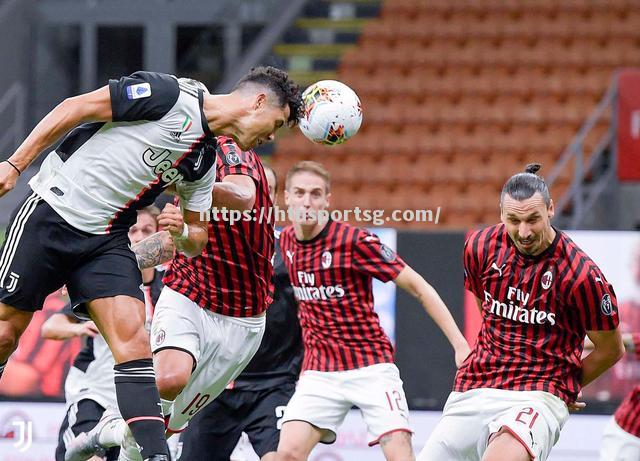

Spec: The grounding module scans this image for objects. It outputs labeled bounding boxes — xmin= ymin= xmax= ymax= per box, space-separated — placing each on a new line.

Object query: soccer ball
xmin=299 ymin=80 xmax=363 ymax=145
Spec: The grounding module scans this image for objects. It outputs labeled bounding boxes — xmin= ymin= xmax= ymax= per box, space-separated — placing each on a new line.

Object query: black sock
xmin=114 ymin=358 xmax=168 ymax=459
xmin=0 ymin=361 xmax=6 ymax=379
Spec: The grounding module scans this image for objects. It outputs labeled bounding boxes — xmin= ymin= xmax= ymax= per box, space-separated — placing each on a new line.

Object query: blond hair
xmin=285 ymin=160 xmax=331 ymax=193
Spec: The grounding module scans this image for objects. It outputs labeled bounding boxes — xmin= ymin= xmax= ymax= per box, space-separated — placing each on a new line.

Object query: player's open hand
xmin=568 ymin=391 xmax=586 ymax=412
xmin=159 ymin=203 xmax=185 ymax=239
xmin=0 ymin=161 xmax=19 ymax=197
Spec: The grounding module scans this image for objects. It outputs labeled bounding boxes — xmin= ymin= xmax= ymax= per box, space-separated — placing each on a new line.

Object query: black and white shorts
xmin=0 ymin=191 xmax=143 ymax=314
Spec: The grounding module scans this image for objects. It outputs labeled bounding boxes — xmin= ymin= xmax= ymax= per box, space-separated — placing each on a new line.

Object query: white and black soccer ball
xmin=298 ymin=80 xmax=363 ymax=146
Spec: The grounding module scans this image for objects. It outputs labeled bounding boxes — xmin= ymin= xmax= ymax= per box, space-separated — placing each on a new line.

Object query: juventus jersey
xmin=29 ymin=72 xmax=217 ymax=234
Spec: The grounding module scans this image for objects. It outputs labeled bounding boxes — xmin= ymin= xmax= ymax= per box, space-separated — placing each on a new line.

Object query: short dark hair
xmin=501 ymin=163 xmax=551 ymax=206
xmin=234 ymin=66 xmax=302 ymax=127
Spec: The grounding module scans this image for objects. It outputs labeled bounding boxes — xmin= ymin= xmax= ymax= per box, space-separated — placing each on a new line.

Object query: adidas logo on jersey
xmin=170 ymin=131 xmax=183 ymax=142
xmin=142 ymin=148 xmax=184 ymax=186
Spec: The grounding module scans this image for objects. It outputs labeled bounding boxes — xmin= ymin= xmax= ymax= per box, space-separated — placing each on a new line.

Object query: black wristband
xmin=4 ymin=160 xmax=21 ymax=176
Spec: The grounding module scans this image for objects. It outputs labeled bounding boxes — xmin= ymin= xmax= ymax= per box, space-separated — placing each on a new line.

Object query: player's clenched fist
xmin=0 ymin=161 xmax=19 ymax=197
xmin=159 ymin=203 xmax=186 ymax=240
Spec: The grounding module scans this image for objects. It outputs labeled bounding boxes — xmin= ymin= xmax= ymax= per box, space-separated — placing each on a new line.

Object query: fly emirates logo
xmin=484 ymin=286 xmax=556 ymax=325
xmin=294 ymin=271 xmax=346 ymax=301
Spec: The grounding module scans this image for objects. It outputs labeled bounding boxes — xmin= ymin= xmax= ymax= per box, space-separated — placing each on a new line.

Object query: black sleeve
xmin=109 ymin=71 xmax=180 ymax=122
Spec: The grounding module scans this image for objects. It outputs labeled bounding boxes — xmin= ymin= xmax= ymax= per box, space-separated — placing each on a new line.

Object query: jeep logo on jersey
xmin=142 ymin=148 xmax=184 ymax=186
xmin=541 ymin=270 xmax=553 ymax=290
xmin=321 ymin=251 xmax=332 ymax=268
xmin=601 ymin=293 xmax=613 ymax=316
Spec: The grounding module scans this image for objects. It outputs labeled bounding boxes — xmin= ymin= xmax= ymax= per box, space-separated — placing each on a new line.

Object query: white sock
xmin=98 ymin=417 xmax=128 ymax=447
xmin=161 ymin=398 xmax=174 ymax=417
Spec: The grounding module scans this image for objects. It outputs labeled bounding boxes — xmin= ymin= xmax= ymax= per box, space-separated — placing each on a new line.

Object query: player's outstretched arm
xmin=581 ymin=329 xmax=625 ymax=386
xmin=0 ymin=86 xmax=112 ymax=197
xmin=394 ymin=265 xmax=471 ymax=367
xmin=159 ymin=203 xmax=208 ymax=257
xmin=212 ymin=174 xmax=257 ymax=211
xmin=131 ymin=230 xmax=176 ymax=269
xmin=41 ymin=313 xmax=100 ymax=340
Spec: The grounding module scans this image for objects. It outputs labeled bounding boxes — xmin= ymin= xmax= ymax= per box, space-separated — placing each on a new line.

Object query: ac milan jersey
xmin=456 ymin=224 xmax=619 ymax=403
xmin=615 ymin=386 xmax=640 ymax=438
xmin=164 ymin=137 xmax=274 ymax=317
xmin=279 ymin=219 xmax=405 ymax=372
xmin=29 ymin=72 xmax=216 ymax=234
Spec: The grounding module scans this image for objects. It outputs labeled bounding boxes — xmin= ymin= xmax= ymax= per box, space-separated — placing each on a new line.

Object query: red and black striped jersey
xmin=455 ymin=224 xmax=619 ymax=404
xmin=163 ymin=137 xmax=274 ymax=317
xmin=279 ymin=219 xmax=405 ymax=372
xmin=615 ymin=386 xmax=640 ymax=438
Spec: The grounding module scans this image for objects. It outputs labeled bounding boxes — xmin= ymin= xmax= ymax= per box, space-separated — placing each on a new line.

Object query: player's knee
xmin=155 ymin=368 xmax=189 ymax=400
xmin=275 ymin=447 xmax=306 ymax=461
xmin=0 ymin=323 xmax=20 ymax=358
xmin=109 ymin=329 xmax=152 ymax=362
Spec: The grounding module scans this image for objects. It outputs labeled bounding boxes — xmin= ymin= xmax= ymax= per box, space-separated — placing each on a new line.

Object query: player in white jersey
xmin=41 ymin=207 xmax=163 ymax=461
xmin=0 ymin=66 xmax=302 ymax=461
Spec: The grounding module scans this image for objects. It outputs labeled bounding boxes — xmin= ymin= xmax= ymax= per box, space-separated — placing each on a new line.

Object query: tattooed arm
xmin=131 ymin=230 xmax=176 ymax=269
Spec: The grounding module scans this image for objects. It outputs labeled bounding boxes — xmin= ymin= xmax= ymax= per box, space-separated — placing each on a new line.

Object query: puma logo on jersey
xmin=491 ymin=262 xmax=506 ymax=276
xmin=142 ymin=148 xmax=184 ymax=186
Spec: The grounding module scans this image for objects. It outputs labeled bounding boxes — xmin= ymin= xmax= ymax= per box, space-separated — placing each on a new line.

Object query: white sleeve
xmin=175 ymin=164 xmax=215 ymax=212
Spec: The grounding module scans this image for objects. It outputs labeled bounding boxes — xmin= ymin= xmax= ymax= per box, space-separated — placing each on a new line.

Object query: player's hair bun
xmin=525 ymin=163 xmax=542 ymax=175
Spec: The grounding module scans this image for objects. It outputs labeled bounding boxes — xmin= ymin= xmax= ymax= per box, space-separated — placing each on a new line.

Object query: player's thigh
xmin=486 ymin=396 xmax=567 ymax=461
xmin=244 ymin=382 xmax=297 ymax=458
xmin=177 ymin=395 xmax=244 ymax=461
xmin=281 ymin=371 xmax=352 ymax=445
xmin=344 ymin=364 xmax=412 ymax=447
xmin=600 ymin=417 xmax=640 ymax=461
xmin=0 ymin=303 xmax=33 ymax=355
xmin=168 ymin=309 xmax=265 ymax=431
xmin=417 ymin=392 xmax=486 ymax=461
xmin=0 ymin=193 xmax=70 ymax=315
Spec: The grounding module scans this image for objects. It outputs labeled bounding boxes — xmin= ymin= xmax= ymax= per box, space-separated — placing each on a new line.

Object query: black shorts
xmin=178 ymin=382 xmax=296 ymax=460
xmin=55 ymin=399 xmax=120 ymax=461
xmin=0 ymin=192 xmax=143 ymax=315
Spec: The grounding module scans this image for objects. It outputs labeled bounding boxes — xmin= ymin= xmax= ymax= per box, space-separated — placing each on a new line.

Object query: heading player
xmin=418 ymin=164 xmax=624 ymax=461
xmin=0 ymin=66 xmax=300 ymax=461
xmin=276 ymin=161 xmax=470 ymax=461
